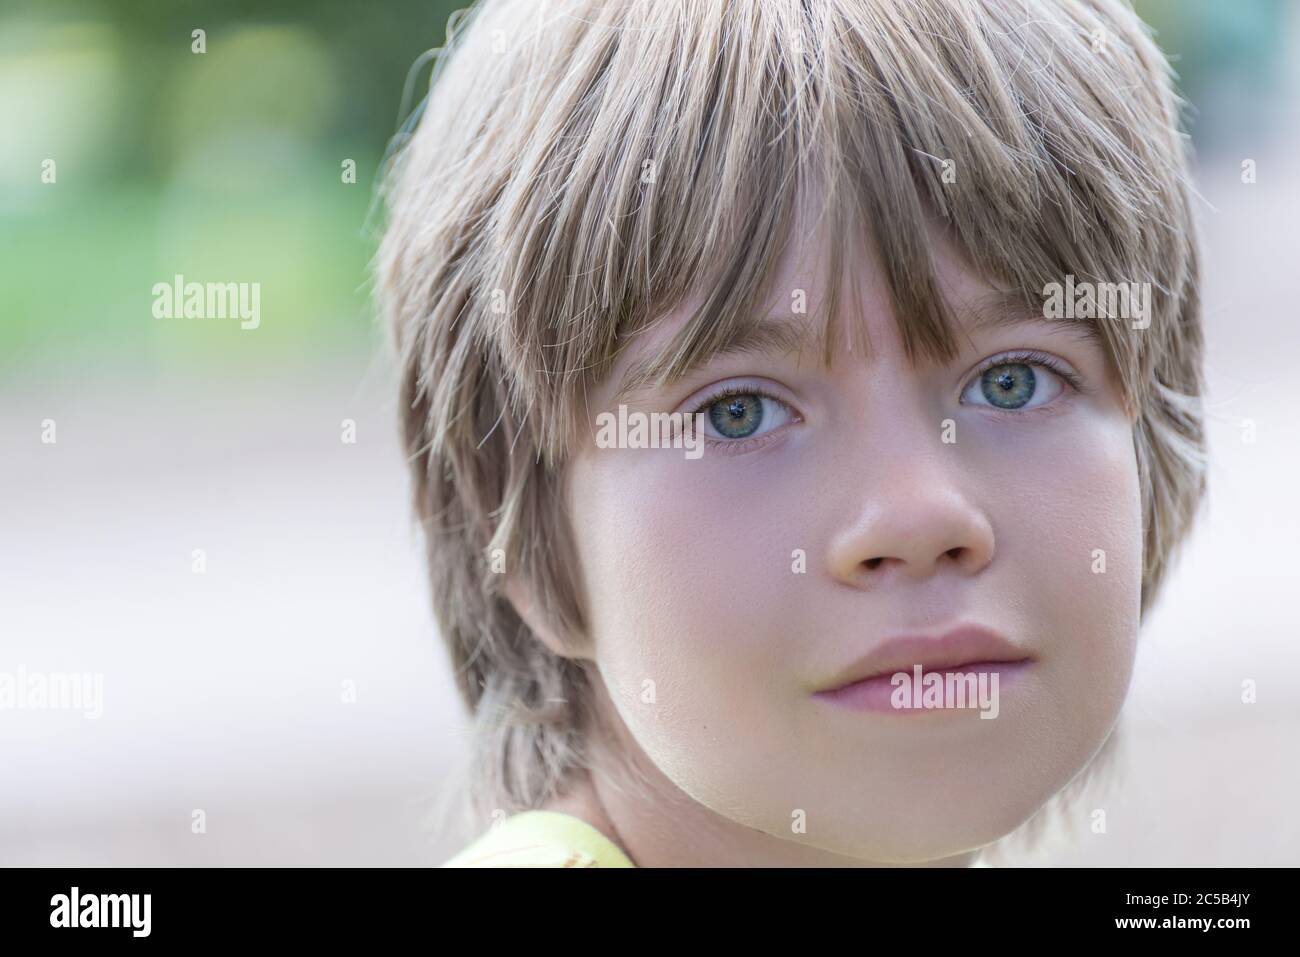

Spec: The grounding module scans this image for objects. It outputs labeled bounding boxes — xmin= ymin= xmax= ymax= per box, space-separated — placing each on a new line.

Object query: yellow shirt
xmin=441 ymin=808 xmax=995 ymax=867
xmin=442 ymin=810 xmax=636 ymax=868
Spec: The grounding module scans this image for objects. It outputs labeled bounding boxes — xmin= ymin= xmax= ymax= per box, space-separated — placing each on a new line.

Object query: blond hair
xmin=377 ymin=0 xmax=1206 ymax=833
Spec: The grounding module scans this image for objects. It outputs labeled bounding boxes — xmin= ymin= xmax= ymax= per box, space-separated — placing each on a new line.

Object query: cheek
xmin=566 ymin=449 xmax=803 ymax=802
xmin=569 ymin=446 xmax=805 ymax=647
xmin=974 ymin=409 xmax=1143 ymax=742
xmin=991 ymin=415 xmax=1141 ymax=593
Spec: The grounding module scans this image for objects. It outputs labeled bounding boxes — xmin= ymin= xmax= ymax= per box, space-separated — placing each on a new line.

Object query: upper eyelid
xmin=676 ymin=349 xmax=1087 ymax=413
xmin=681 ymin=378 xmax=798 ymax=414
xmin=965 ymin=349 xmax=1084 ymax=387
xmin=968 ymin=348 xmax=1074 ymax=372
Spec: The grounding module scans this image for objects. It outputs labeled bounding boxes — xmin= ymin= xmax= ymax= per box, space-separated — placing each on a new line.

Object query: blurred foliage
xmin=0 ymin=0 xmax=463 ymax=376
xmin=2 ymin=0 xmax=462 ymax=181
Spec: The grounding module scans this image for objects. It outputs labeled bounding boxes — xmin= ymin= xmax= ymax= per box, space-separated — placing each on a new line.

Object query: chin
xmin=800 ymin=785 xmax=1056 ymax=864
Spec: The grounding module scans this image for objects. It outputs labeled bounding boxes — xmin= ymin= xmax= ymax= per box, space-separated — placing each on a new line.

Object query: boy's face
xmin=563 ymin=218 xmax=1142 ymax=862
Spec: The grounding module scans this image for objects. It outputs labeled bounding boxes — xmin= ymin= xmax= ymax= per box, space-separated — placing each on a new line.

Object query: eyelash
xmin=962 ymin=349 xmax=1087 ymax=407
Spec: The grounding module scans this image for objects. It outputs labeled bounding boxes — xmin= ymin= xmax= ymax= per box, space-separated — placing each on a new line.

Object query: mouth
xmin=811 ymin=624 xmax=1035 ymax=714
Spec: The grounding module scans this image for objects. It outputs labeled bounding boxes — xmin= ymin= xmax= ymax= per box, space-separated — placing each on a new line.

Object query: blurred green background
xmin=0 ymin=0 xmax=1292 ymax=381
xmin=0 ymin=0 xmax=467 ymax=380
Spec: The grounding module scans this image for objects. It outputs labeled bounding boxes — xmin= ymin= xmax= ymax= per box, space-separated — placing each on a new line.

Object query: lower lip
xmin=813 ymin=660 xmax=1033 ymax=714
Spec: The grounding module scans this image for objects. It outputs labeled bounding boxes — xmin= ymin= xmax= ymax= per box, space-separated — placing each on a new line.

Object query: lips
xmin=813 ymin=624 xmax=1034 ymax=696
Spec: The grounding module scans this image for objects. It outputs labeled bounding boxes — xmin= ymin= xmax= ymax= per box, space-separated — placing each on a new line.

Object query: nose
xmin=827 ymin=446 xmax=995 ymax=588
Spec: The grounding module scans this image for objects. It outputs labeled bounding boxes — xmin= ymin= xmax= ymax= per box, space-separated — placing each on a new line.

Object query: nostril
xmin=863 ymin=548 xmax=964 ymax=572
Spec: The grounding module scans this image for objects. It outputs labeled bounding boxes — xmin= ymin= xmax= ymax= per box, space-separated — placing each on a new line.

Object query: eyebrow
xmin=611 ymin=315 xmax=816 ymax=406
xmin=609 ymin=291 xmax=1104 ymax=405
xmin=962 ymin=291 xmax=1106 ymax=348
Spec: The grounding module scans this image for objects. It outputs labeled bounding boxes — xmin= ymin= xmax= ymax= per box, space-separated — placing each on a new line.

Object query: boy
xmin=377 ymin=0 xmax=1205 ymax=867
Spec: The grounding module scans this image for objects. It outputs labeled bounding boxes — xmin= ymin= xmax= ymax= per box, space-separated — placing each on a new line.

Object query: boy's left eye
xmin=961 ymin=360 xmax=1066 ymax=411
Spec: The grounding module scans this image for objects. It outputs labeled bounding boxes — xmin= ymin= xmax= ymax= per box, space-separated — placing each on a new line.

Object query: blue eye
xmin=710 ymin=393 xmax=763 ymax=438
xmin=961 ymin=354 xmax=1072 ymax=411
xmin=695 ymin=388 xmax=794 ymax=441
xmin=981 ymin=363 xmax=1036 ymax=408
